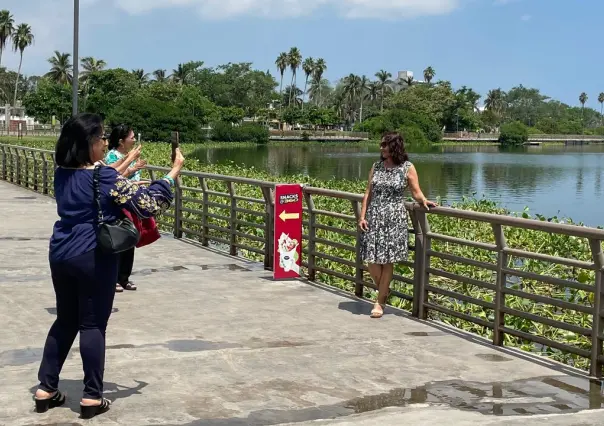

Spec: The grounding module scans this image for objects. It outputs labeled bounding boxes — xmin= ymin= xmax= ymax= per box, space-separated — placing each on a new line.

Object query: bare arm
xmin=358 ymin=166 xmax=374 ymax=231
xmin=407 ymin=164 xmax=437 ymax=209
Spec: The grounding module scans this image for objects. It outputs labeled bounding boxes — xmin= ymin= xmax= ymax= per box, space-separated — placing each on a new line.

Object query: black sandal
xmin=34 ymin=390 xmax=66 ymax=413
xmin=80 ymin=397 xmax=111 ymax=419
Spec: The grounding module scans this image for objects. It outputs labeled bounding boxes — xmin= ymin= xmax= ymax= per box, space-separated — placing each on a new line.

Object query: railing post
xmin=32 ymin=151 xmax=39 ymax=191
xmin=492 ymin=224 xmax=508 ymax=346
xmin=410 ymin=209 xmax=425 ymax=318
xmin=173 ymin=177 xmax=183 ymax=238
xmin=304 ymin=191 xmax=317 ymax=282
xmin=15 ymin=149 xmax=21 ymax=185
xmin=414 ymin=208 xmax=430 ymax=320
xmin=198 ymin=177 xmax=209 ymax=246
xmin=351 ymin=199 xmax=364 ymax=297
xmin=589 ymin=239 xmax=604 ymax=378
xmin=261 ymin=186 xmax=274 ymax=270
xmin=1 ymin=146 xmax=6 ymax=181
xmin=227 ymin=181 xmax=237 ymax=256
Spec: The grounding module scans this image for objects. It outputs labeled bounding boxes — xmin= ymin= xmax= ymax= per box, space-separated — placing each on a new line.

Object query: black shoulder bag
xmin=93 ymin=165 xmax=140 ymax=254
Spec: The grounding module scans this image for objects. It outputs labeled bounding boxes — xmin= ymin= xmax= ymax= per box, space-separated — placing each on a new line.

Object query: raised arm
xmin=109 ymin=176 xmax=173 ymax=219
xmin=406 ymin=164 xmax=437 ymax=210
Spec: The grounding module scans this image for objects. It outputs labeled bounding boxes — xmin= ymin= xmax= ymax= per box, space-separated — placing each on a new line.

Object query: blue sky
xmin=2 ymin=0 xmax=602 ymax=108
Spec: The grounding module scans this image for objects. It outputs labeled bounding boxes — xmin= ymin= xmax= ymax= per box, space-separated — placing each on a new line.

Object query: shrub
xmin=398 ymin=124 xmax=429 ymax=146
xmin=211 ymin=122 xmax=269 ymax=143
xmin=499 ymin=121 xmax=529 ymax=146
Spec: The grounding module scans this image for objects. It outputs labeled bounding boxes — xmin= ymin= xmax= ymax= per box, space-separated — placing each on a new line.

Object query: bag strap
xmin=93 ymin=164 xmax=105 ymax=225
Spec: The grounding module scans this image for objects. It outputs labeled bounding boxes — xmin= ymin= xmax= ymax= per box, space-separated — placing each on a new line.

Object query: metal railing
xmin=2 ymin=143 xmax=604 ymax=376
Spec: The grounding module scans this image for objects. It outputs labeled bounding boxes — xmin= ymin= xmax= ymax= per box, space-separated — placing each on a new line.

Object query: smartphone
xmin=171 ymin=131 xmax=180 ymax=163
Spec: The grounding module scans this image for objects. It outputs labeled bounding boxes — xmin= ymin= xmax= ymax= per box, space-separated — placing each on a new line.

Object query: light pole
xmin=72 ymin=0 xmax=79 ymax=116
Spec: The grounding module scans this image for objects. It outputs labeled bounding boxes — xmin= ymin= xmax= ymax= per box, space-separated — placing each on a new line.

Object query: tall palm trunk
xmin=380 ymin=87 xmax=384 ymax=112
xmin=302 ymin=76 xmax=309 ymax=111
xmin=288 ymin=72 xmax=296 ymax=107
xmin=13 ymin=52 xmax=23 ymax=108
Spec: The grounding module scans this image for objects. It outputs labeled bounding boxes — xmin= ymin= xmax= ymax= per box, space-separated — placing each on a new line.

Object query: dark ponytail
xmin=108 ymin=124 xmax=133 ymax=150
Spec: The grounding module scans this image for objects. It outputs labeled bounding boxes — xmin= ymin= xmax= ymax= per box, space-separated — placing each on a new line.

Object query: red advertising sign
xmin=273 ymin=184 xmax=303 ymax=280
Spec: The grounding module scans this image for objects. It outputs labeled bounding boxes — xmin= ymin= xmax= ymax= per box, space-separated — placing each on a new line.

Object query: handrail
xmin=1 ymin=142 xmax=603 ymax=377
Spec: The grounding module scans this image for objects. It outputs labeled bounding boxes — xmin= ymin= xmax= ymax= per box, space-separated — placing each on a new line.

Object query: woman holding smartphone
xmin=104 ymin=125 xmax=146 ymax=292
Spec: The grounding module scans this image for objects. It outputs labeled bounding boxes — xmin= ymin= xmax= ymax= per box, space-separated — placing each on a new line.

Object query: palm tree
xmin=301 ymin=57 xmax=315 ymax=110
xmin=11 ymin=23 xmax=34 ymax=107
xmin=598 ymin=92 xmax=604 ymax=126
xmin=485 ymin=88 xmax=505 ymax=115
xmin=170 ymin=62 xmax=202 ymax=85
xmin=153 ymin=69 xmax=167 ymax=82
xmin=79 ymin=57 xmax=106 ymax=82
xmin=375 ymin=70 xmax=392 ymax=112
xmin=287 ymin=47 xmax=302 ymax=107
xmin=0 ymin=10 xmax=14 ymax=68
xmin=365 ymin=81 xmax=380 ymax=106
xmin=45 ymin=51 xmax=72 ymax=85
xmin=358 ymin=75 xmax=368 ymax=122
xmin=132 ymin=69 xmax=149 ymax=86
xmin=423 ymin=66 xmax=435 ymax=84
xmin=313 ymin=58 xmax=327 ymax=105
xmin=579 ymin=92 xmax=588 ymax=126
xmin=275 ymin=52 xmax=288 ymax=101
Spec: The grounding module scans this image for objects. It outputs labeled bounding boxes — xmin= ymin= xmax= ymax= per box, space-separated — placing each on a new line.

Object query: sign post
xmin=273 ymin=184 xmax=303 ymax=280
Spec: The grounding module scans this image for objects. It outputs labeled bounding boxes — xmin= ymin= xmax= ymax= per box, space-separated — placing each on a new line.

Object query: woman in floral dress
xmin=359 ymin=132 xmax=437 ymax=318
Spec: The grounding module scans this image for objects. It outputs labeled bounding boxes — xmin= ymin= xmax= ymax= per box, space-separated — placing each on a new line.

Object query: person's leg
xmin=76 ymin=249 xmax=118 ymax=404
xmin=117 ymin=248 xmax=136 ymax=290
xmin=377 ymin=263 xmax=394 ymax=305
xmin=36 ymin=260 xmax=80 ymax=398
xmin=367 ymin=263 xmax=384 ymax=317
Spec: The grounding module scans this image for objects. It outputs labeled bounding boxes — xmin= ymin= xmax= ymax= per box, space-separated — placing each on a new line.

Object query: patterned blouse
xmin=49 ymin=166 xmax=173 ymax=262
xmin=104 ymin=149 xmax=141 ymax=181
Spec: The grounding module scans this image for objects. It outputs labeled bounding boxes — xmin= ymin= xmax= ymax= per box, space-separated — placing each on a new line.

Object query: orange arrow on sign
xmin=279 ymin=210 xmax=300 ymax=222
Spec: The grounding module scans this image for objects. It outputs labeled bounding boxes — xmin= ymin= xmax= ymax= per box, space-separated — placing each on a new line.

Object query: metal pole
xmin=72 ymin=0 xmax=79 ymax=116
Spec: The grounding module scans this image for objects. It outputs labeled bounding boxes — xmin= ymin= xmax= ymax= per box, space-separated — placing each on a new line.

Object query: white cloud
xmin=112 ymin=0 xmax=461 ymax=20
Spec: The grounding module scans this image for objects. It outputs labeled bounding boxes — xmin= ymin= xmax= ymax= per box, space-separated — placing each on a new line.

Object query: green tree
xmin=11 ymin=23 xmax=34 ymax=107
xmin=45 ymin=51 xmax=72 ymax=85
xmin=375 ymin=70 xmax=392 ymax=112
xmin=80 ymin=57 xmax=106 ymax=82
xmin=85 ymin=68 xmax=139 ymax=118
xmin=301 ymin=57 xmax=314 ymax=110
xmin=579 ymin=92 xmax=588 ymax=127
xmin=423 ymin=66 xmax=435 ymax=84
xmin=152 ymin=69 xmax=167 ymax=82
xmin=499 ymin=121 xmax=529 ymax=146
xmin=598 ymin=92 xmax=604 ymax=126
xmin=0 ymin=10 xmax=14 ymax=68
xmin=22 ymin=78 xmax=71 ymax=123
xmin=131 ymin=68 xmax=149 ymax=86
xmin=287 ymin=47 xmax=302 ymax=107
xmin=312 ymin=58 xmax=327 ymax=106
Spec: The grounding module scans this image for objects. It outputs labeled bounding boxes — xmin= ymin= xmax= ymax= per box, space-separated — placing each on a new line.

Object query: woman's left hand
xmin=422 ymin=199 xmax=438 ymax=211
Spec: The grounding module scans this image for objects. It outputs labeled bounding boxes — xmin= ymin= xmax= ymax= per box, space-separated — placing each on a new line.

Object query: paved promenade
xmin=2 ymin=180 xmax=604 ymax=425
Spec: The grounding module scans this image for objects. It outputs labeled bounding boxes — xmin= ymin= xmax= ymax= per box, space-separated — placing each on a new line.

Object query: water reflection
xmin=191 ymin=144 xmax=604 ymax=227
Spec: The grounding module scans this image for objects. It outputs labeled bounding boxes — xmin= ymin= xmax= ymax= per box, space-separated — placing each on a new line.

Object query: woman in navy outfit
xmin=33 ymin=113 xmax=185 ymax=419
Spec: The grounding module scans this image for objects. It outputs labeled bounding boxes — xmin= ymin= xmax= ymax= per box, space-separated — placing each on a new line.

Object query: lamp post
xmin=72 ymin=0 xmax=79 ymax=116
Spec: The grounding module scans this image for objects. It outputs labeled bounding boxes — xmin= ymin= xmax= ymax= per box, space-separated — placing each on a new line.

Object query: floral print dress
xmin=360 ymin=160 xmax=412 ymax=264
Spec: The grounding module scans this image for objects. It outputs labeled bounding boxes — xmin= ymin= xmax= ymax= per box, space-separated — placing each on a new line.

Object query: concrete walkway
xmin=1 ymin=180 xmax=604 ymax=425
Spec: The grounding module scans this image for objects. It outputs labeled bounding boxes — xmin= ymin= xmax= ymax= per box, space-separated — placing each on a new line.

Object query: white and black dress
xmin=360 ymin=160 xmax=412 ymax=264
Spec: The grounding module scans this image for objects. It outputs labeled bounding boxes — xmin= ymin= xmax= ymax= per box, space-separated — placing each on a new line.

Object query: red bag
xmin=122 ymin=209 xmax=161 ymax=248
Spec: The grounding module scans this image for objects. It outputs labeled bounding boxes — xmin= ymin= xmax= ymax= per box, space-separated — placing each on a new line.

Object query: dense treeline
xmin=1 ymin=8 xmax=604 ymax=143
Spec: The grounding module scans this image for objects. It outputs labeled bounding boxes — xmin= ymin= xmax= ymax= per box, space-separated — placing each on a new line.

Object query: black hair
xmin=54 ymin=113 xmax=104 ymax=168
xmin=380 ymin=131 xmax=409 ymax=165
xmin=108 ymin=124 xmax=133 ymax=150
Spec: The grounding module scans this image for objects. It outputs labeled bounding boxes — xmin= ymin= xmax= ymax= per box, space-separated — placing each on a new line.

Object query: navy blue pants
xmin=37 ymin=248 xmax=118 ymax=399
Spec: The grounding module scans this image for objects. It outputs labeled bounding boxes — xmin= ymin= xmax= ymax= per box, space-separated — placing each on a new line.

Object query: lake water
xmin=191 ymin=143 xmax=604 ymax=227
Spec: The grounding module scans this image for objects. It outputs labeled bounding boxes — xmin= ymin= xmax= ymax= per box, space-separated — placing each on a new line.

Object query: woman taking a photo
xmin=359 ymin=132 xmax=436 ymax=319
xmin=33 ymin=113 xmax=185 ymax=418
xmin=104 ymin=125 xmax=146 ymax=292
